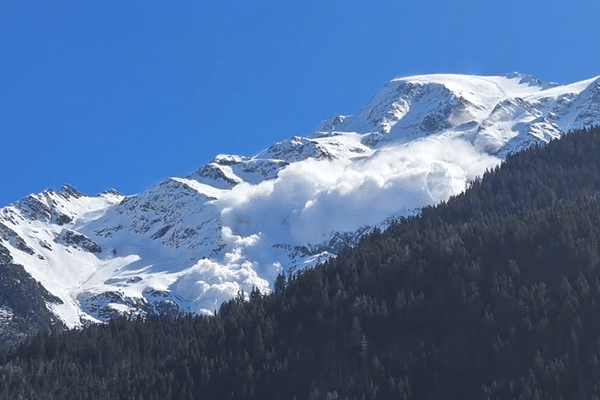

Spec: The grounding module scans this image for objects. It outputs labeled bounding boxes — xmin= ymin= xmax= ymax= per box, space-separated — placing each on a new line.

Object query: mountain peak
xmin=57 ymin=184 xmax=83 ymax=199
xmin=96 ymin=188 xmax=122 ymax=197
xmin=501 ymin=71 xmax=563 ymax=89
xmin=3 ymin=73 xmax=600 ymax=333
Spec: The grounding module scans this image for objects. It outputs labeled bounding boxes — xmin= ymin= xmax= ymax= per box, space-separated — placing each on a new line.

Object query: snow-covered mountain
xmin=2 ymin=72 xmax=600 ymax=336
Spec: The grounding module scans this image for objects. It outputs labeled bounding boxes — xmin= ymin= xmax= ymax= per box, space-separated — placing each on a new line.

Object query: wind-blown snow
xmin=3 ymin=73 xmax=600 ymax=327
xmin=220 ymin=137 xmax=497 ymax=245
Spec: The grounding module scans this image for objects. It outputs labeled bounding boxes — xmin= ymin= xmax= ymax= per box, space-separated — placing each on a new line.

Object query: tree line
xmin=3 ymin=126 xmax=600 ymax=398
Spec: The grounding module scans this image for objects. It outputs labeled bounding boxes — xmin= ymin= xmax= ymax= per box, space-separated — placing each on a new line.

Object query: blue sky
xmin=1 ymin=0 xmax=599 ymax=207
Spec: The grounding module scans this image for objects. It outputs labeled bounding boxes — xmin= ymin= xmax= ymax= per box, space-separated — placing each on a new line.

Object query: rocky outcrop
xmin=54 ymin=230 xmax=102 ymax=253
xmin=0 ymin=244 xmax=64 ymax=350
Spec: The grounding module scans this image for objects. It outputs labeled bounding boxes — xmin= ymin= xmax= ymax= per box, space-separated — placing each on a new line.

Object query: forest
xmin=3 ymin=126 xmax=600 ymax=399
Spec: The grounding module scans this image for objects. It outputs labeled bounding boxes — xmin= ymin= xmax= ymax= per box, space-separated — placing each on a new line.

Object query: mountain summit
xmin=2 ymin=73 xmax=600 ymax=334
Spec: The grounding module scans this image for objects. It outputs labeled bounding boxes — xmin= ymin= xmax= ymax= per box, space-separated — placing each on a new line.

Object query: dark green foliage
xmin=5 ymin=126 xmax=600 ymax=398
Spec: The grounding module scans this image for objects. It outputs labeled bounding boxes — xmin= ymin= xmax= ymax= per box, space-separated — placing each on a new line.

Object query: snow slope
xmin=2 ymin=72 xmax=600 ymax=327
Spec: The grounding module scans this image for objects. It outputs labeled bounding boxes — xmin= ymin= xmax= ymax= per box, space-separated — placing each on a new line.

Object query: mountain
xmin=2 ymin=72 xmax=600 ymax=339
xmin=6 ymin=125 xmax=600 ymax=399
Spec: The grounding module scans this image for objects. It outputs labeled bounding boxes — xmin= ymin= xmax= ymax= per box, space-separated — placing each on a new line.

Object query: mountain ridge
xmin=7 ymin=125 xmax=600 ymax=398
xmin=2 ymin=72 xmax=600 ymax=337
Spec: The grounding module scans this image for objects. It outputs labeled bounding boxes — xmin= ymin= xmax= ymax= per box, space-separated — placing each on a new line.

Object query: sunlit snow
xmin=3 ymin=73 xmax=600 ymax=326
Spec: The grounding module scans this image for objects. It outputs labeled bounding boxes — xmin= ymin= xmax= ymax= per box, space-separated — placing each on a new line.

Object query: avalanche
xmin=2 ymin=72 xmax=600 ymax=327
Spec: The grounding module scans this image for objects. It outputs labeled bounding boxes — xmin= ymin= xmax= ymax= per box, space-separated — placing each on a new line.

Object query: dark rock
xmin=103 ymin=276 xmax=142 ymax=286
xmin=420 ymin=114 xmax=442 ymax=132
xmin=0 ymin=223 xmax=35 ymax=255
xmin=0 ymin=243 xmax=13 ymax=264
xmin=53 ymin=214 xmax=72 ymax=226
xmin=150 ymin=225 xmax=171 ymax=240
xmin=15 ymin=195 xmax=51 ymax=222
xmin=95 ymin=225 xmax=122 ymax=238
xmin=54 ymin=230 xmax=102 ymax=253
xmin=190 ymin=164 xmax=239 ymax=188
xmin=96 ymin=188 xmax=122 ymax=197
xmin=0 ymin=255 xmax=65 ymax=350
xmin=57 ymin=184 xmax=83 ymax=199
xmin=39 ymin=241 xmax=52 ymax=251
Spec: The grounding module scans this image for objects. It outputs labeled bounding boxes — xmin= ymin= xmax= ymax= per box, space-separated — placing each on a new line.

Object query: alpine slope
xmin=2 ymin=72 xmax=600 ymax=331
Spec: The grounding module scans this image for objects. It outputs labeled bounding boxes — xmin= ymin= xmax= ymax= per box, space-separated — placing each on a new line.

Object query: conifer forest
xmin=4 ymin=126 xmax=600 ymax=399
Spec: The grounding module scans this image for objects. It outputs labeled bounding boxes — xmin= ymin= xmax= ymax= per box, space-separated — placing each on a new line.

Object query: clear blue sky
xmin=1 ymin=1 xmax=599 ymax=207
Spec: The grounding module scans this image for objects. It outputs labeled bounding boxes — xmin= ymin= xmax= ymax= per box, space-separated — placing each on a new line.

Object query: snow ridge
xmin=3 ymin=73 xmax=600 ymax=327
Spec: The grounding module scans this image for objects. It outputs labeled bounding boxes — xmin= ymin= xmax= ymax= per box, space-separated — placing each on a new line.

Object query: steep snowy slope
xmin=3 ymin=72 xmax=600 ymax=329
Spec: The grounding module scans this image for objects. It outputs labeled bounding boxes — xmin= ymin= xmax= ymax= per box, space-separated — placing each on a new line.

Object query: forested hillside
xmin=4 ymin=126 xmax=600 ymax=399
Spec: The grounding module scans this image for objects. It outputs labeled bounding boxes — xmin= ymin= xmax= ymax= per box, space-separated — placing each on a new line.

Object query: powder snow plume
xmin=3 ymin=72 xmax=600 ymax=326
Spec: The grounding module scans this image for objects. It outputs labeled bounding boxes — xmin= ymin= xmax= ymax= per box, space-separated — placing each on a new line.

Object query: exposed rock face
xmin=256 ymin=136 xmax=336 ymax=162
xmin=0 ymin=223 xmax=36 ymax=255
xmin=0 ymin=243 xmax=64 ymax=350
xmin=54 ymin=230 xmax=102 ymax=254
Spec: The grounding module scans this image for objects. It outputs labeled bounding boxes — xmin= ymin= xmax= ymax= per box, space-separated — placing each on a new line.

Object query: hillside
xmin=2 ymin=73 xmax=600 ymax=342
xmin=3 ymin=125 xmax=600 ymax=399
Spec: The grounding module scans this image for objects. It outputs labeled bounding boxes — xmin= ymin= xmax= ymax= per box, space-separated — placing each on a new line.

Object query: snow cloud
xmin=171 ymin=257 xmax=270 ymax=315
xmin=132 ymin=137 xmax=499 ymax=316
xmin=218 ymin=137 xmax=500 ymax=247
